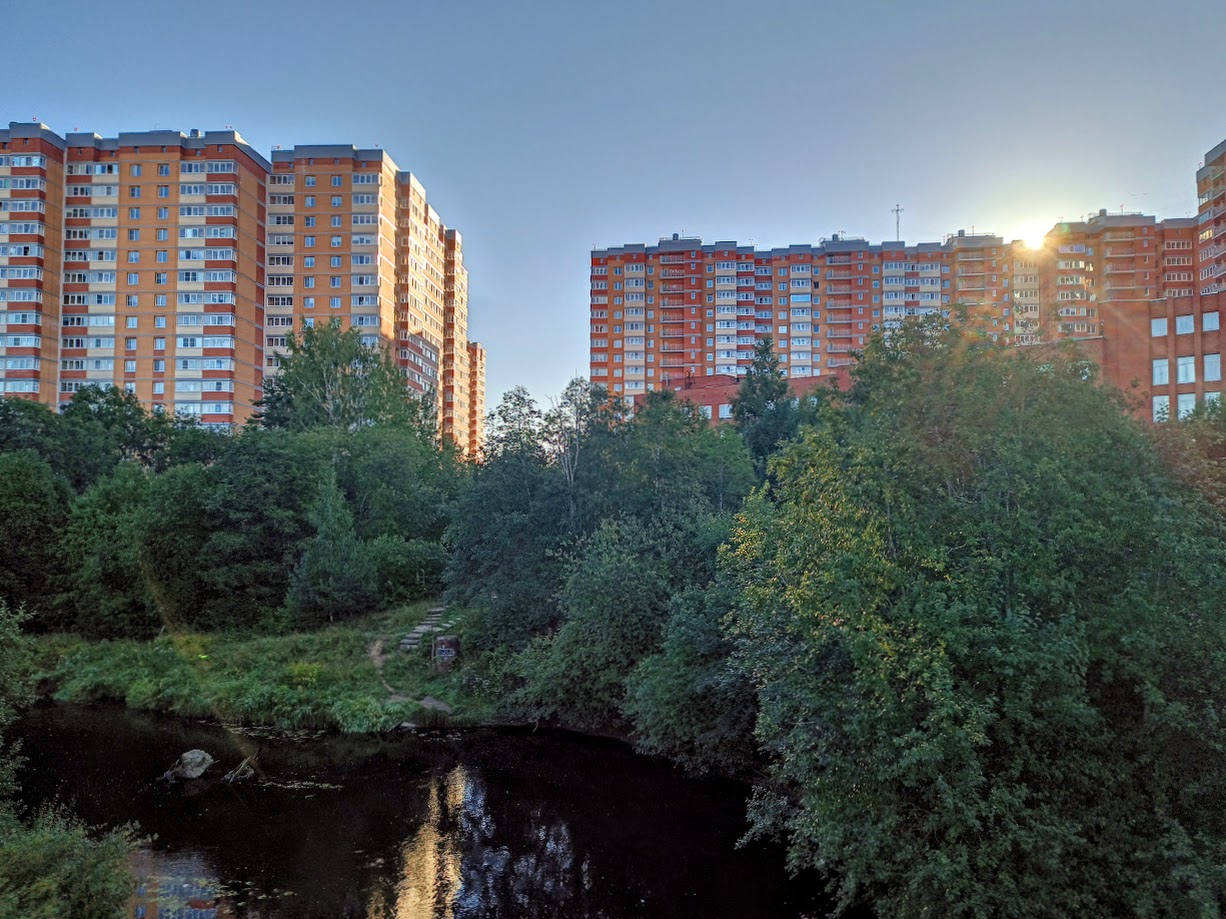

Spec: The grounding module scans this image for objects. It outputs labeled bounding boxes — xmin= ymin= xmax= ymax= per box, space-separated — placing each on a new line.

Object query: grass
xmin=35 ymin=601 xmax=495 ymax=733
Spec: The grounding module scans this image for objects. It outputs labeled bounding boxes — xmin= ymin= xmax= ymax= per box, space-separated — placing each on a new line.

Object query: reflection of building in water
xmin=129 ymin=850 xmax=235 ymax=919
xmin=366 ymin=765 xmax=584 ymax=918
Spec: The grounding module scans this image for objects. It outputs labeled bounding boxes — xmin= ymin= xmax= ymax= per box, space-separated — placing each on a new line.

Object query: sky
xmin=10 ymin=0 xmax=1222 ymax=406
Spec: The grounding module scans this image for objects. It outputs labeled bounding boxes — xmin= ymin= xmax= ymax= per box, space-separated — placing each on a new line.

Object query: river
xmin=14 ymin=703 xmax=853 ymax=918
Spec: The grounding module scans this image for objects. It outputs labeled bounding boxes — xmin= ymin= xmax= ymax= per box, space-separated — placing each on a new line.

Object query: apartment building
xmin=590 ymin=231 xmax=1010 ymax=398
xmin=0 ymin=122 xmax=65 ymax=403
xmin=595 ymin=135 xmax=1226 ymax=423
xmin=0 ymin=122 xmax=486 ymax=452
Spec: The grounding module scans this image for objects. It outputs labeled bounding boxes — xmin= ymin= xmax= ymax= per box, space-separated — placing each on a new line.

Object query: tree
xmin=514 ymin=518 xmax=673 ymax=732
xmin=256 ymin=324 xmax=434 ymax=434
xmin=286 ymin=474 xmax=376 ymax=625
xmin=732 ymin=337 xmax=800 ymax=475
xmin=0 ymin=451 xmax=70 ymax=617
xmin=56 ymin=464 xmax=159 ymax=639
xmin=727 ymin=323 xmax=1226 ymax=916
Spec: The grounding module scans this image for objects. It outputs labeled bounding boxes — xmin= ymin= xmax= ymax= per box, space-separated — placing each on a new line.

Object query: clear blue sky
xmin=11 ymin=0 xmax=1221 ymax=406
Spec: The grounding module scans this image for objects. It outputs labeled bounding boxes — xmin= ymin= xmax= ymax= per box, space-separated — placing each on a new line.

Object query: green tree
xmin=727 ymin=323 xmax=1226 ymax=916
xmin=514 ymin=518 xmax=673 ymax=732
xmin=732 ymin=337 xmax=801 ymax=475
xmin=286 ymin=474 xmax=377 ymax=625
xmin=256 ymin=324 xmax=434 ymax=434
xmin=0 ymin=451 xmax=70 ymax=617
xmin=57 ymin=464 xmax=159 ymax=639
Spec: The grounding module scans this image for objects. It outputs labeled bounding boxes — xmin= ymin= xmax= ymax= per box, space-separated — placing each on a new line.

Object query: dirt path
xmin=367 ymin=638 xmax=409 ymax=701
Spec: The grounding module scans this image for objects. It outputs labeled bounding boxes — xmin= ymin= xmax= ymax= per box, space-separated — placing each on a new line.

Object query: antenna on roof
xmin=892 ymin=203 xmax=903 ymax=241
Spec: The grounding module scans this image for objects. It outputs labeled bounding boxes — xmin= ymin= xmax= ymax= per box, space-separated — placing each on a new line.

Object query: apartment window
xmin=330 ymin=216 xmax=342 ymax=228
xmin=153 ymin=382 xmax=164 ymax=394
xmin=126 ymin=316 xmax=138 ymax=329
xmin=155 ymin=316 xmax=166 ymax=328
xmin=304 ymin=276 xmax=315 ymax=289
xmin=303 ymin=297 xmax=315 ymax=309
xmin=155 ymin=272 xmax=167 ymax=285
xmin=157 ymin=164 xmax=170 ymax=176
xmin=126 ymin=295 xmax=138 ymax=307
xmin=1178 ymin=393 xmax=1196 ymax=419
xmin=125 ymin=337 xmax=137 ymax=351
xmin=1176 ymin=315 xmax=1194 ymax=335
xmin=330 ymin=236 xmax=342 ymax=248
xmin=305 ymin=175 xmax=317 ymax=187
xmin=157 ymin=185 xmax=169 ymax=198
xmin=330 ymin=276 xmax=341 ymax=288
xmin=157 ymin=207 xmax=169 ymax=220
xmin=1207 ymin=353 xmax=1222 ymax=383
xmin=305 ymin=196 xmax=316 ymax=208
xmin=1152 ymin=359 xmax=1169 ymax=386
xmin=127 ymin=229 xmax=140 ymax=242
xmin=129 ymin=186 xmax=141 ymax=198
xmin=330 ymin=256 xmax=342 ymax=268
xmin=330 ymin=297 xmax=341 ymax=309
xmin=127 ymin=250 xmax=140 ymax=263
xmin=125 ymin=360 xmax=136 ymax=372
xmin=1151 ymin=317 xmax=1167 ymax=337
xmin=156 ymin=228 xmax=168 ymax=241
xmin=128 ymin=207 xmax=141 ymax=219
xmin=126 ymin=272 xmax=139 ymax=285
xmin=130 ymin=164 xmax=141 ymax=177
xmin=304 ymin=216 xmax=316 ymax=228
xmin=304 ymin=236 xmax=315 ymax=247
xmin=1205 ymin=311 xmax=1220 ymax=332
xmin=1177 ymin=355 xmax=1196 ymax=384
xmin=331 ymin=175 xmax=342 ymax=187
xmin=303 ymin=256 xmax=315 ymax=268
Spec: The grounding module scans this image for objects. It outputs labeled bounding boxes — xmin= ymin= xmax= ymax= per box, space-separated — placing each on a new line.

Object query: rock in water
xmin=162 ymin=749 xmax=214 ymax=782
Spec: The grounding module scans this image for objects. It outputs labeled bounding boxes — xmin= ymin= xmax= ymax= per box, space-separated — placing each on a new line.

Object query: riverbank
xmin=34 ymin=601 xmax=494 ymax=733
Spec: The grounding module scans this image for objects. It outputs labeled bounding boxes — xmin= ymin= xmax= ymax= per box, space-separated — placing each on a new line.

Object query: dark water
xmin=14 ymin=703 xmax=847 ymax=918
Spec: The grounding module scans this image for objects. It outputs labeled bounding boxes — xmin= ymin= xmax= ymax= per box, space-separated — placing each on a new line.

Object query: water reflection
xmin=16 ymin=704 xmax=842 ymax=919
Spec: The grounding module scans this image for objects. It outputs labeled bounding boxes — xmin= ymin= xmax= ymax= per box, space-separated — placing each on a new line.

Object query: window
xmin=125 ymin=360 xmax=136 ymax=372
xmin=305 ymin=175 xmax=317 ymax=187
xmin=330 ymin=256 xmax=342 ymax=268
xmin=129 ymin=186 xmax=141 ymax=198
xmin=1177 ymin=355 xmax=1196 ymax=384
xmin=155 ymin=316 xmax=166 ymax=328
xmin=1207 ymin=353 xmax=1221 ymax=383
xmin=304 ymin=216 xmax=316 ymax=228
xmin=305 ymin=196 xmax=316 ymax=208
xmin=331 ymin=175 xmax=342 ymax=187
xmin=331 ymin=236 xmax=342 ymax=248
xmin=304 ymin=235 xmax=315 ymax=247
xmin=126 ymin=316 xmax=138 ymax=329
xmin=1151 ymin=317 xmax=1167 ymax=337
xmin=157 ymin=207 xmax=169 ymax=220
xmin=1153 ymin=395 xmax=1170 ymax=422
xmin=1152 ymin=359 xmax=1169 ymax=386
xmin=156 ymin=228 xmax=168 ymax=241
xmin=157 ymin=185 xmax=169 ymax=198
xmin=1176 ymin=314 xmax=1194 ymax=335
xmin=331 ymin=196 xmax=342 ymax=207
xmin=157 ymin=163 xmax=170 ymax=176
xmin=1178 ymin=393 xmax=1196 ymax=419
xmin=1205 ymin=311 xmax=1220 ymax=332
xmin=128 ymin=207 xmax=140 ymax=220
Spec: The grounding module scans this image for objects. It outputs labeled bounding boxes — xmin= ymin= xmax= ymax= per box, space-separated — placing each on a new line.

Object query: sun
xmin=1008 ymin=220 xmax=1053 ymax=252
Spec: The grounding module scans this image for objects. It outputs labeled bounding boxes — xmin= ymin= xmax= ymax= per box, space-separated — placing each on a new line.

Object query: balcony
xmin=825 ymin=285 xmax=853 ymax=294
xmin=1103 ymin=232 xmax=1136 ymax=242
xmin=659 ymin=256 xmax=685 ymax=265
xmin=1103 ymin=248 xmax=1135 ymax=258
xmin=661 ymin=283 xmax=685 ymax=293
xmin=827 ymin=343 xmax=854 ymax=353
xmin=661 ymin=330 xmax=685 ymax=338
xmin=661 ymin=269 xmax=685 ymax=279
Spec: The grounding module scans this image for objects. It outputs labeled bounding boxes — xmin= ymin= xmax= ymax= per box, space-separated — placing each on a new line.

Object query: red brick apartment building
xmin=594 ymin=135 xmax=1226 ymax=424
xmin=0 ymin=122 xmax=486 ymax=454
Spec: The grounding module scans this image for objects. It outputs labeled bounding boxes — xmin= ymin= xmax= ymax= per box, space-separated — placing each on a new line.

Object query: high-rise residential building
xmin=594 ymin=135 xmax=1226 ymax=424
xmin=467 ymin=340 xmax=486 ymax=454
xmin=61 ymin=127 xmax=268 ymax=424
xmin=0 ymin=122 xmax=65 ymax=404
xmin=0 ymin=122 xmax=486 ymax=452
